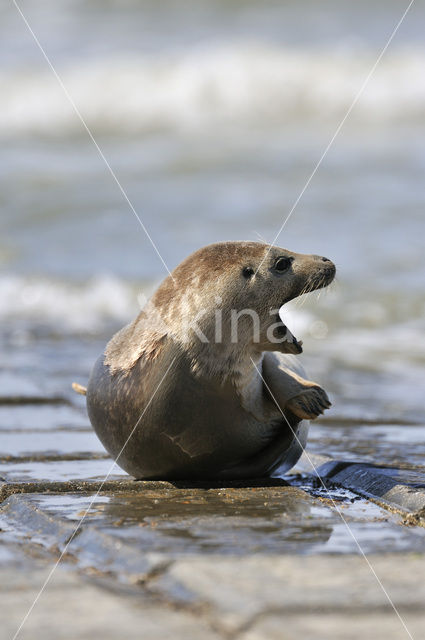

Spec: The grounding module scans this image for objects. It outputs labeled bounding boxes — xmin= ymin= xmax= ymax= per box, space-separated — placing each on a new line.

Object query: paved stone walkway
xmin=1 ymin=390 xmax=424 ymax=640
xmin=2 ymin=544 xmax=424 ymax=640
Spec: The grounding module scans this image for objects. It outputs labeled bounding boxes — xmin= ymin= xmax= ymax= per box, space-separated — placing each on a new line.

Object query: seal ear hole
xmin=242 ymin=266 xmax=255 ymax=279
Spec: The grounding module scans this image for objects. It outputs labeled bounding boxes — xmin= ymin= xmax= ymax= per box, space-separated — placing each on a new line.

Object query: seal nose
xmin=313 ymin=255 xmax=336 ymax=278
xmin=312 ymin=254 xmax=331 ymax=263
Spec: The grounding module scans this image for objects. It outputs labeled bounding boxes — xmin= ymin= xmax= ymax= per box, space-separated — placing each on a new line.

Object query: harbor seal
xmin=83 ymin=242 xmax=335 ymax=479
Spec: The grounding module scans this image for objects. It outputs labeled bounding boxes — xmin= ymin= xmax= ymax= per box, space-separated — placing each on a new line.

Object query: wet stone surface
xmin=2 ymin=485 xmax=425 ymax=566
xmin=1 ymin=392 xmax=424 ymax=639
xmin=308 ymin=417 xmax=425 ymax=468
xmin=295 ymin=453 xmax=425 ymax=522
xmin=0 ymin=458 xmax=125 ymax=483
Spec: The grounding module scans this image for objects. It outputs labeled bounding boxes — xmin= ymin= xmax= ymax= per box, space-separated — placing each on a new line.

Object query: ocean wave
xmin=0 ymin=275 xmax=155 ymax=333
xmin=2 ymin=44 xmax=425 ymax=136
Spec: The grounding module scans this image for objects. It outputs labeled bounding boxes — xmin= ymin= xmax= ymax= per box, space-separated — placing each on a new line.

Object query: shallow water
xmin=1 ymin=2 xmax=424 ymax=490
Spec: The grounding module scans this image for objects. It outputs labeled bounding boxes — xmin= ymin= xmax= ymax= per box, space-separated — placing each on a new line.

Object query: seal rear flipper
xmin=72 ymin=382 xmax=87 ymax=395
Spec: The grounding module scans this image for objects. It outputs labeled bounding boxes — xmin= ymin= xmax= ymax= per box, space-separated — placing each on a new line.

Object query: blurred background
xmin=1 ymin=0 xmax=424 ymax=466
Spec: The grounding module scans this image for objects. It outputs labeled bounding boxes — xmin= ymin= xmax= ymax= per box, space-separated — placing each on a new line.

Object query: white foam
xmin=2 ymin=44 xmax=425 ymax=136
xmin=0 ymin=274 xmax=155 ymax=332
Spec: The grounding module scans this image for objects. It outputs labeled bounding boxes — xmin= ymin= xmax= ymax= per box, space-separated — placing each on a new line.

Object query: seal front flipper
xmin=261 ymin=352 xmax=331 ymax=420
xmin=285 ymin=387 xmax=331 ymax=420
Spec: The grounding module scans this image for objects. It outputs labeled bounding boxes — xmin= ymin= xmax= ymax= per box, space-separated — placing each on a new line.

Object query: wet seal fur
xmin=84 ymin=242 xmax=335 ymax=479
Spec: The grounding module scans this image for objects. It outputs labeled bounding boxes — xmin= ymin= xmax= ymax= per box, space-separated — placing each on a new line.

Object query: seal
xmin=82 ymin=242 xmax=335 ymax=479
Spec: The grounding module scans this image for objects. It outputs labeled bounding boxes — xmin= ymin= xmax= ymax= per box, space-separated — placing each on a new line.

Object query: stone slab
xmin=156 ymin=554 xmax=425 ymax=635
xmin=295 ymin=452 xmax=425 ymax=523
xmin=0 ymin=430 xmax=104 ymax=458
xmin=2 ymin=485 xmax=424 ymax=576
xmin=0 ymin=458 xmax=126 ymax=483
xmin=0 ymin=403 xmax=88 ymax=430
xmin=0 ymin=565 xmax=222 ymax=640
xmin=307 ymin=419 xmax=425 ymax=468
xmin=240 ymin=612 xmax=423 ymax=640
xmin=0 ymin=371 xmax=65 ymax=404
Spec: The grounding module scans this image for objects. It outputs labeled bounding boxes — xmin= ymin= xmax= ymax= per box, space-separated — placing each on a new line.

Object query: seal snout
xmin=323 ymin=261 xmax=336 ymax=285
xmin=312 ymin=255 xmax=336 ymax=288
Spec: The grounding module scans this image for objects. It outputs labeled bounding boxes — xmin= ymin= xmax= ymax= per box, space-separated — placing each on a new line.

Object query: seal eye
xmin=274 ymin=256 xmax=292 ymax=273
xmin=242 ymin=266 xmax=254 ymax=279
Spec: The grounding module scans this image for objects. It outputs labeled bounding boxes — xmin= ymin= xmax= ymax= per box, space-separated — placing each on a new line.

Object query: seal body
xmin=86 ymin=242 xmax=335 ymax=479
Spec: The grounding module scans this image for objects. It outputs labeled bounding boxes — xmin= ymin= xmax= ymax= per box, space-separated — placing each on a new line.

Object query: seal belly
xmin=87 ymin=347 xmax=283 ymax=479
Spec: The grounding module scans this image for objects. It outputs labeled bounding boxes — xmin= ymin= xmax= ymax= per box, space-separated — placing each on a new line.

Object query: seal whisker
xmin=296 ymin=291 xmax=312 ymax=309
xmin=295 ymin=277 xmax=318 ymax=308
xmin=294 ymin=280 xmax=313 ymax=307
xmin=253 ymin=230 xmax=269 ymax=244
